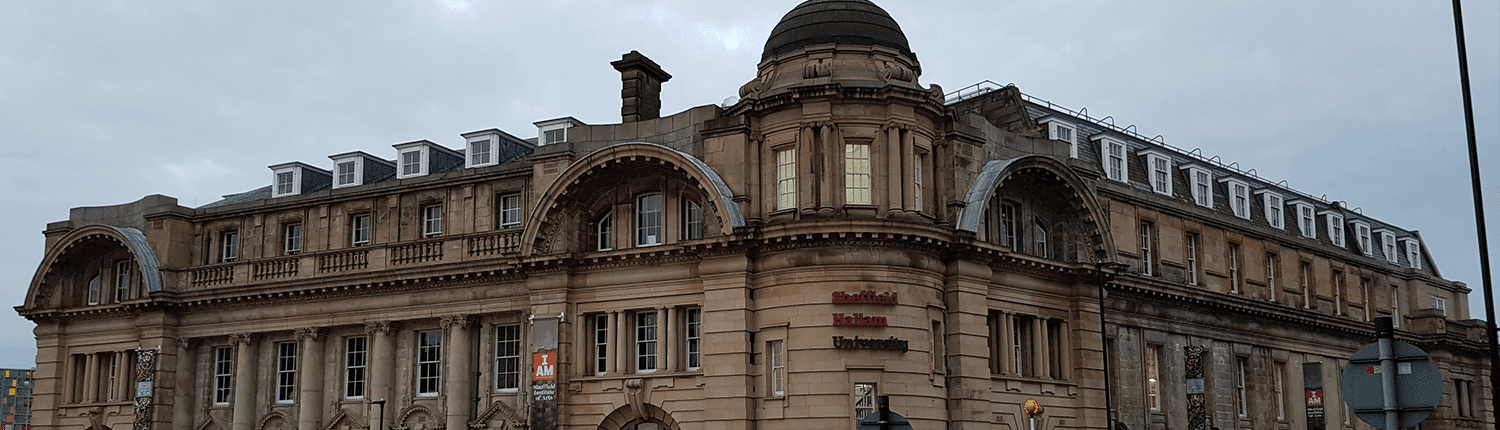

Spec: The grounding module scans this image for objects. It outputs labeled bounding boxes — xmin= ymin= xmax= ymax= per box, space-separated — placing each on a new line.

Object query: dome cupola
xmin=761 ymin=0 xmax=914 ymax=61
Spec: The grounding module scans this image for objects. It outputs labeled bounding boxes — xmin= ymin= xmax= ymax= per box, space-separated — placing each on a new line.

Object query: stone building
xmin=0 ymin=368 xmax=33 ymax=430
xmin=18 ymin=1 xmax=1492 ymax=429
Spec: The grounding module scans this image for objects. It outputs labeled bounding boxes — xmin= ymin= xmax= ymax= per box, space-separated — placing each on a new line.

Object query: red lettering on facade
xmin=832 ymin=313 xmax=888 ymax=326
xmin=831 ymin=291 xmax=898 ymax=304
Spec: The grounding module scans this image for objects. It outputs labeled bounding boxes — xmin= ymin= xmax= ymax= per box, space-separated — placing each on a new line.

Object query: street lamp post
xmin=1095 ymin=261 xmax=1127 ymax=430
xmin=370 ymin=399 xmax=386 ymax=430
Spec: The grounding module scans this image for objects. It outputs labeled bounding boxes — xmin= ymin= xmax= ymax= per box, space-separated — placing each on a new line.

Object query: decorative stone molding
xmin=803 ymin=59 xmax=832 ymax=79
xmin=228 ymin=333 xmax=257 ymax=345
xmin=439 ymin=314 xmax=473 ymax=330
xmin=624 ymin=378 xmax=646 ymax=419
xmin=294 ymin=327 xmax=325 ymax=342
xmin=364 ymin=321 xmax=398 ymax=336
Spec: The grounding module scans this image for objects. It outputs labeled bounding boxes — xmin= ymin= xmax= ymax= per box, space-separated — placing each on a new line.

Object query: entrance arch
xmin=595 ymin=403 xmax=680 ymax=430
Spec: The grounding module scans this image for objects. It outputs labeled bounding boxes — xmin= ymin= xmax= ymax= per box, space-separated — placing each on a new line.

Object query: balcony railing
xmin=252 ymin=256 xmax=300 ymax=280
xmin=186 ymin=230 xmax=522 ymax=289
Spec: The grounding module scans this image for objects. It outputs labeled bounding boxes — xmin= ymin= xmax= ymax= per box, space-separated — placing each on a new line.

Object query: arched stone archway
xmin=521 ymin=142 xmax=745 ymax=256
xmin=24 ymin=225 xmax=164 ymax=310
xmin=957 ymin=155 xmax=1117 ymax=262
xmin=594 ymin=403 xmax=680 ymax=430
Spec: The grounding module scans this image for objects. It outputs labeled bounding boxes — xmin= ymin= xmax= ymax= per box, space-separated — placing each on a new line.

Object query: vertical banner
xmin=530 ymin=317 xmax=560 ymax=430
xmin=134 ymin=347 xmax=159 ymax=430
xmin=1303 ymin=362 xmax=1325 ymax=430
xmin=1183 ymin=345 xmax=1208 ymax=430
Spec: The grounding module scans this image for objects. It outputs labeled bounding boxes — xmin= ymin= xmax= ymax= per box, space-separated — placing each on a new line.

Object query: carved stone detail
xmin=440 ymin=314 xmax=473 ymax=330
xmin=364 ymin=321 xmax=398 ymax=336
xmin=228 ymin=333 xmax=257 ymax=345
xmin=294 ymin=327 xmax=325 ymax=342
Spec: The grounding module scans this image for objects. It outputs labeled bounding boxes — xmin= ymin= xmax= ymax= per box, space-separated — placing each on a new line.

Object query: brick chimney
xmin=610 ymin=51 xmax=672 ymax=122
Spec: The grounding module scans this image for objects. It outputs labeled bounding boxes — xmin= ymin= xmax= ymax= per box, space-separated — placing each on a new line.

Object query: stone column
xmin=229 ymin=333 xmax=257 ymax=430
xmin=172 ymin=338 xmax=199 ymax=430
xmin=664 ymin=307 xmax=677 ymax=372
xmin=603 ymin=312 xmax=617 ymax=375
xmin=944 ymin=259 xmax=998 ymax=429
xmin=616 ymin=311 xmax=630 ymax=373
xmin=365 ymin=321 xmax=397 ymax=424
xmin=441 ymin=315 xmax=474 ymax=430
xmin=901 ymin=127 xmax=916 ymax=212
xmin=1034 ymin=318 xmax=1048 ymax=379
xmin=884 ymin=125 xmax=902 ymax=214
xmin=83 ymin=353 xmax=99 ymax=403
xmin=1000 ymin=312 xmax=1014 ymax=376
xmin=295 ymin=328 xmax=325 ymax=430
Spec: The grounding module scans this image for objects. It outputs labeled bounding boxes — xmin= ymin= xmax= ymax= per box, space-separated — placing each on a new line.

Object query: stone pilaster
xmin=171 ymin=338 xmax=199 ymax=430
xmin=698 ymin=254 xmax=754 ymax=430
xmin=944 ymin=259 xmax=995 ymax=430
xmin=295 ymin=328 xmax=325 ymax=430
xmin=440 ymin=315 xmax=474 ymax=430
xmin=364 ymin=321 xmax=397 ymax=424
xmin=228 ymin=333 xmax=257 ymax=430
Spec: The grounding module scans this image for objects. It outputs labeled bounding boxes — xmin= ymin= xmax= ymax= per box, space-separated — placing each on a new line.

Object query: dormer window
xmin=1182 ymin=165 xmax=1213 ymax=208
xmin=394 ymin=141 xmax=462 ymax=179
xmin=468 ymin=137 xmax=494 ymax=167
xmin=1221 ymin=178 xmax=1250 ymax=219
xmin=1353 ymin=221 xmax=1372 ymax=255
xmin=336 ymin=160 xmax=358 ymax=187
xmin=1039 ymin=118 xmax=1078 ymax=158
xmin=1094 ymin=137 xmax=1128 ymax=182
xmin=1319 ymin=211 xmax=1346 ymax=247
xmin=329 ymin=151 xmax=395 ymax=189
xmin=1403 ymin=239 xmax=1421 ymax=270
xmin=1256 ymin=190 xmax=1284 ymax=229
xmin=534 ymin=117 xmax=584 ymax=146
xmin=268 ymin=162 xmax=330 ymax=198
xmin=400 ymin=147 xmax=426 ymax=178
xmin=1290 ymin=201 xmax=1315 ymax=238
xmin=1139 ymin=149 xmax=1173 ymax=196
xmin=1375 ymin=229 xmax=1398 ymax=263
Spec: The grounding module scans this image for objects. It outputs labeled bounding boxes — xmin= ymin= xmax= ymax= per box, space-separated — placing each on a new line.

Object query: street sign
xmin=1340 ymin=321 xmax=1442 ymax=429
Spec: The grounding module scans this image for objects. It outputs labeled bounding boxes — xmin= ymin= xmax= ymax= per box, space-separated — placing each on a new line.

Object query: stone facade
xmin=18 ymin=1 xmax=1492 ymax=430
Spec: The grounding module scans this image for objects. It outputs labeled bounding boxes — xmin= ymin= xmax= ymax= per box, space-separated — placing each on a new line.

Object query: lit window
xmin=114 ymin=260 xmax=131 ymax=302
xmin=1228 ymin=244 xmax=1241 ymax=293
xmin=416 ymin=331 xmax=441 ymax=396
xmin=495 ymin=325 xmax=521 ymax=391
xmin=1140 ymin=222 xmax=1155 ymax=276
xmin=636 ymin=311 xmax=658 ymax=373
xmin=593 ymin=315 xmax=609 ymax=375
xmin=683 ymin=200 xmax=703 ymax=240
xmin=1146 ymin=345 xmax=1160 ymax=410
xmin=344 ymin=337 xmax=367 ymax=398
xmin=1000 ymin=202 xmax=1017 ymax=248
xmin=214 ymin=346 xmax=233 ymax=405
xmin=1404 ymin=239 xmax=1421 ymax=270
xmin=844 ymin=143 xmax=871 ymax=205
xmin=596 ymin=213 xmax=613 ymax=251
xmin=686 ymin=308 xmax=702 ymax=370
xmin=1187 ymin=233 xmax=1200 ymax=285
xmin=1322 ymin=212 xmax=1346 ymax=247
xmin=636 ymin=193 xmax=663 ymax=246
xmin=469 ymin=138 xmax=493 ymax=167
xmin=351 ymin=215 xmax=371 ymax=246
xmin=1432 ymin=296 xmax=1447 ymax=317
xmin=854 ymin=383 xmax=877 ymax=420
xmin=284 ymin=223 xmax=302 ymax=255
xmin=1224 ymin=179 xmax=1250 ymax=219
xmin=776 ymin=149 xmax=797 ymax=210
xmin=1033 ymin=219 xmax=1048 ymax=258
xmin=1098 ymin=138 xmax=1128 ymax=182
xmin=1379 ymin=230 xmax=1398 ymax=263
xmin=276 ymin=342 xmax=297 ymax=403
xmin=87 ymin=275 xmax=100 ymax=305
xmin=422 ymin=205 xmax=443 ymax=238
xmin=1293 ymin=202 xmax=1315 ymax=238
xmin=221 ymin=231 xmax=239 ymax=262
xmin=769 ymin=340 xmax=785 ymax=396
xmin=1354 ymin=222 xmax=1372 ymax=255
xmin=1259 ymin=191 xmax=1284 ymax=229
xmin=1185 ymin=166 xmax=1213 ymax=207
xmin=336 ymin=160 xmax=358 ymax=187
xmin=1140 ymin=150 xmax=1172 ymax=195
xmin=499 ymin=193 xmax=523 ymax=228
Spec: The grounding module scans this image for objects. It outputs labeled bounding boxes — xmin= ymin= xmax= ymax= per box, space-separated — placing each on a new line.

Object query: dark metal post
xmin=877 ymin=395 xmax=891 ymax=430
xmin=371 ymin=399 xmax=386 ymax=430
xmin=1375 ymin=318 xmax=1398 ymax=430
xmin=1449 ymin=0 xmax=1500 ymax=422
xmin=1095 ymin=262 xmax=1125 ymax=429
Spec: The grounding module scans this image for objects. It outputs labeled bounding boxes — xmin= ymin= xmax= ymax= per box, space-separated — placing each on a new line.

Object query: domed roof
xmin=762 ymin=0 xmax=914 ymax=60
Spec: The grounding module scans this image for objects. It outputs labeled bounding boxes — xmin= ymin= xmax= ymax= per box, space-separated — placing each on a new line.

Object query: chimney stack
xmin=611 ymin=51 xmax=672 ymax=122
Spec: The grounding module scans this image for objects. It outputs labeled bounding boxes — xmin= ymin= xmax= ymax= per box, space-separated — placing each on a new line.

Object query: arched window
xmin=636 ymin=193 xmax=663 ymax=246
xmin=86 ymin=274 xmax=101 ymax=306
xmin=597 ymin=213 xmax=614 ymax=251
xmin=683 ymin=200 xmax=703 ymax=240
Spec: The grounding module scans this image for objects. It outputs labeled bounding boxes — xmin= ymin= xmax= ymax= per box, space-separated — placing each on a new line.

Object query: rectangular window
xmin=1229 ymin=244 xmax=1241 ymax=293
xmin=276 ymin=171 xmax=295 ymax=195
xmin=844 ymin=143 xmax=871 ymax=204
xmin=401 ymin=150 xmax=422 ymax=176
xmin=1333 ymin=270 xmax=1345 ymax=315
xmin=87 ymin=275 xmax=100 ymax=305
xmin=1146 ymin=345 xmax=1160 ymax=410
xmin=284 ymin=223 xmax=302 ymax=255
xmin=1356 ymin=223 xmax=1372 ymax=255
xmin=1405 ymin=240 xmax=1421 ymax=270
xmin=1299 ymin=262 xmax=1311 ymax=309
xmin=470 ymin=139 xmax=492 ymax=166
xmin=914 ymin=153 xmax=924 ymax=210
xmin=931 ymin=320 xmax=946 ymax=372
xmin=686 ymin=308 xmax=702 ymax=370
xmin=1381 ymin=231 xmax=1398 ymax=263
xmin=213 ymin=347 xmax=233 ymax=405
xmin=1275 ymin=363 xmax=1286 ymax=420
xmin=1033 ymin=219 xmax=1048 ymax=258
xmin=596 ymin=214 xmax=613 ymax=251
xmin=769 ymin=340 xmax=785 ymax=397
xmin=336 ymin=161 xmax=357 ymax=186
xmin=1266 ymin=253 xmax=1279 ymax=302
xmin=1103 ymin=139 xmax=1127 ymax=182
xmin=1392 ymin=285 xmax=1401 ymax=328
xmin=495 ymin=325 xmax=521 ymax=391
xmin=1140 ymin=222 xmax=1155 ymax=276
xmin=422 ymin=205 xmax=443 ymax=238
xmin=104 ymin=353 xmax=117 ymax=400
xmin=499 ymin=193 xmax=523 ymax=228
xmin=1236 ymin=358 xmax=1248 ymax=417
xmin=276 ymin=342 xmax=297 ymax=403
xmin=1147 ymin=154 xmax=1171 ymax=195
xmin=114 ymin=260 xmax=131 ymax=302
xmin=543 ymin=129 xmax=565 ymax=144
xmin=683 ymin=200 xmax=703 ymax=240
xmin=1264 ymin=193 xmax=1284 ymax=229
xmin=636 ymin=311 xmax=658 ymax=372
xmin=1190 ymin=168 xmax=1213 ymax=207
xmin=1013 ymin=316 xmax=1034 ymax=376
xmin=1361 ymin=277 xmax=1373 ymax=322
xmin=221 ymin=231 xmax=239 ymax=262
xmin=636 ymin=193 xmax=663 ymax=246
xmin=344 ymin=337 xmax=367 ymax=398
xmin=594 ymin=314 xmax=609 ymax=375
xmin=854 ymin=383 xmax=877 ymax=420
xmin=1187 ymin=233 xmax=1200 ymax=285
xmin=416 ymin=331 xmax=441 ymax=396
xmin=1297 ymin=204 xmax=1316 ymax=238
xmin=351 ymin=214 xmax=371 ymax=246
xmin=1327 ymin=214 xmax=1346 ymax=247
xmin=1229 ymin=180 xmax=1250 ymax=219
xmin=1000 ymin=202 xmax=1017 ymax=248
xmin=1432 ymin=296 xmax=1447 ymax=317
xmin=776 ymin=149 xmax=797 ymax=210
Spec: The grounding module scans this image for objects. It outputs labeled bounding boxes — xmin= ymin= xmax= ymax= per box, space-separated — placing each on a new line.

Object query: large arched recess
xmin=521 ymin=142 xmax=745 ymax=256
xmin=25 ymin=225 xmax=164 ymax=310
xmin=956 ymin=155 xmax=1118 ymax=263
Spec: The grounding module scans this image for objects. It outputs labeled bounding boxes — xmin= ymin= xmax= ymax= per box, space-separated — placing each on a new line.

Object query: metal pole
xmin=1449 ymin=0 xmax=1500 ymax=422
xmin=371 ymin=399 xmax=386 ymax=430
xmin=1375 ymin=317 xmax=1398 ymax=430
xmin=1095 ymin=262 xmax=1123 ymax=429
xmin=877 ymin=395 xmax=891 ymax=430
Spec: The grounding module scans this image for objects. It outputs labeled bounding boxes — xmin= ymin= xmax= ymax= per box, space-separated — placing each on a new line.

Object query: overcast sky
xmin=1 ymin=1 xmax=1496 ymax=369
